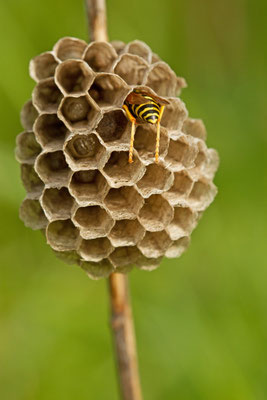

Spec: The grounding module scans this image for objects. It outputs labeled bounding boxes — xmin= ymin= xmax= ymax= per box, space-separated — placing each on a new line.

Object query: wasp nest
xmin=16 ymin=37 xmax=219 ymax=279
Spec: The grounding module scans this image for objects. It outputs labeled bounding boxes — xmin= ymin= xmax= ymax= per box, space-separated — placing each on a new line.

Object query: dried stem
xmin=85 ymin=1 xmax=143 ymax=399
xmin=108 ymin=273 xmax=143 ymax=400
xmin=85 ymin=0 xmax=108 ymax=41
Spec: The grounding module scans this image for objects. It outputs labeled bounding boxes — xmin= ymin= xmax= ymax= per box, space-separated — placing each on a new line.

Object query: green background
xmin=0 ymin=0 xmax=266 ymax=399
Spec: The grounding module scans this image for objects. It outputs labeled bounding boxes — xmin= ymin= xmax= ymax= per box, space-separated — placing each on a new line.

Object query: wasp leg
xmin=155 ymin=105 xmax=165 ymax=163
xmin=123 ymin=105 xmax=136 ymax=163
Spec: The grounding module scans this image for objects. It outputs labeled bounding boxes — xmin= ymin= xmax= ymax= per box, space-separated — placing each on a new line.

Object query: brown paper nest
xmin=16 ymin=37 xmax=219 ymax=279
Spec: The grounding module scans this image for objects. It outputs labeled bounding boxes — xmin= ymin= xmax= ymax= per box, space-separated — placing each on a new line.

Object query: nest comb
xmin=16 ymin=37 xmax=219 ymax=279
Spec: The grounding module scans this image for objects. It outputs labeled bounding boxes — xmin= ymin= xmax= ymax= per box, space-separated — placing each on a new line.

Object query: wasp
xmin=123 ymin=89 xmax=169 ymax=163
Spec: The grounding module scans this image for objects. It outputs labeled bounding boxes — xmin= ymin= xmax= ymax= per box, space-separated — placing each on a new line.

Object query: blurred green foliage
xmin=0 ymin=0 xmax=266 ymax=399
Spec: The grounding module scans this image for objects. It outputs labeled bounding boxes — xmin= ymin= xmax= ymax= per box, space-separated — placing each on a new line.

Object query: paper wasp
xmin=123 ymin=89 xmax=169 ymax=163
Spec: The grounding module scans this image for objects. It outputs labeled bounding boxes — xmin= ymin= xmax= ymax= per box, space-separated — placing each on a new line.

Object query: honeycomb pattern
xmin=16 ymin=37 xmax=219 ymax=279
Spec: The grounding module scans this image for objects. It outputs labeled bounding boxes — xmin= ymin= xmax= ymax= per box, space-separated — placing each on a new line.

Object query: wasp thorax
xmin=16 ymin=38 xmax=219 ymax=279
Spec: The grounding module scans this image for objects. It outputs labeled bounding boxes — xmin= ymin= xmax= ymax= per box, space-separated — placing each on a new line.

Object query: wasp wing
xmin=125 ymin=92 xmax=151 ymax=105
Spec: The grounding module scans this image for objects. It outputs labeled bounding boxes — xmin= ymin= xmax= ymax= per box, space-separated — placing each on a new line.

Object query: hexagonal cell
xmin=182 ymin=118 xmax=207 ymax=140
xmin=109 ymin=246 xmax=141 ymax=268
xmin=188 ymin=179 xmax=217 ymax=211
xmin=30 ymin=52 xmax=59 ymax=82
xmin=166 ymin=207 xmax=197 ymax=240
xmin=163 ymin=170 xmax=194 ymax=206
xmin=136 ymin=163 xmax=173 ymax=198
xmin=89 ymin=73 xmax=129 ymax=109
xmin=138 ymin=195 xmax=173 ymax=232
xmin=58 ymin=94 xmax=100 ymax=132
xmin=165 ymin=236 xmax=190 ymax=258
xmin=124 ymin=40 xmax=152 ymax=63
xmin=35 ymin=150 xmax=71 ymax=186
xmin=34 ymin=113 xmax=68 ymax=148
xmin=64 ymin=133 xmax=108 ymax=170
xmin=41 ymin=187 xmax=75 ymax=220
xmin=20 ymin=100 xmax=38 ymax=131
xmin=165 ymin=136 xmax=198 ymax=172
xmin=134 ymin=124 xmax=169 ymax=164
xmin=114 ymin=54 xmax=149 ymax=85
xmin=176 ymin=77 xmax=187 ymax=96
xmin=161 ymin=98 xmax=188 ymax=131
xmin=21 ymin=164 xmax=44 ymax=196
xmin=138 ymin=230 xmax=172 ymax=258
xmin=69 ymin=170 xmax=109 ymax=206
xmin=53 ymin=37 xmax=87 ymax=61
xmin=81 ymin=258 xmax=114 ymax=280
xmin=204 ymin=149 xmax=219 ymax=180
xmin=78 ymin=237 xmax=113 ymax=262
xmin=145 ymin=62 xmax=177 ymax=97
xmin=96 ymin=109 xmax=130 ymax=150
xmin=83 ymin=42 xmax=117 ymax=72
xmin=103 ymin=151 xmax=145 ymax=188
xmin=104 ymin=186 xmax=144 ymax=222
xmin=108 ymin=219 xmax=145 ymax=247
xmin=20 ymin=198 xmax=48 ymax=230
xmin=46 ymin=219 xmax=79 ymax=251
xmin=16 ymin=131 xmax=42 ymax=164
xmin=110 ymin=40 xmax=126 ymax=55
xmin=136 ymin=255 xmax=163 ymax=271
xmin=73 ymin=205 xmax=114 ymax=239
xmin=55 ymin=60 xmax=94 ymax=95
xmin=32 ymin=78 xmax=63 ymax=113
xmin=53 ymin=249 xmax=81 ymax=265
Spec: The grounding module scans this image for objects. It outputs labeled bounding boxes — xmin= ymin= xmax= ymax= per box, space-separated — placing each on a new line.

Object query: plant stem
xmin=85 ymin=1 xmax=143 ymax=399
xmin=108 ymin=273 xmax=143 ymax=400
xmin=85 ymin=0 xmax=108 ymax=41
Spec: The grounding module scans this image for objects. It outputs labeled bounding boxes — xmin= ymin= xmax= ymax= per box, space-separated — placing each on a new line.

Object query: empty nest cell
xmin=69 ymin=170 xmax=109 ymax=206
xmin=161 ymin=98 xmax=188 ymax=131
xmin=20 ymin=164 xmax=44 ymax=196
xmin=16 ymin=131 xmax=42 ymax=164
xmin=166 ymin=207 xmax=197 ymax=240
xmin=32 ymin=78 xmax=63 ymax=113
xmin=83 ymin=42 xmax=117 ymax=72
xmin=53 ymin=37 xmax=87 ymax=61
xmin=188 ymin=179 xmax=217 ymax=211
xmin=103 ymin=151 xmax=145 ymax=188
xmin=136 ymin=255 xmax=163 ymax=271
xmin=145 ymin=62 xmax=178 ymax=97
xmin=35 ymin=150 xmax=70 ymax=186
xmin=34 ymin=113 xmax=68 ymax=147
xmin=163 ymin=170 xmax=194 ymax=206
xmin=111 ymin=40 xmax=126 ymax=55
xmin=138 ymin=194 xmax=174 ymax=232
xmin=41 ymin=187 xmax=75 ymax=220
xmin=81 ymin=259 xmax=114 ymax=280
xmin=30 ymin=52 xmax=59 ymax=82
xmin=65 ymin=133 xmax=108 ymax=170
xmin=109 ymin=246 xmax=141 ymax=269
xmin=78 ymin=237 xmax=113 ymax=262
xmin=138 ymin=230 xmax=172 ymax=258
xmin=96 ymin=109 xmax=130 ymax=150
xmin=104 ymin=186 xmax=144 ymax=220
xmin=73 ymin=205 xmax=114 ymax=239
xmin=124 ymin=40 xmax=152 ymax=63
xmin=114 ymin=54 xmax=149 ymax=85
xmin=182 ymin=118 xmax=207 ymax=140
xmin=108 ymin=219 xmax=145 ymax=247
xmin=46 ymin=219 xmax=79 ymax=251
xmin=165 ymin=236 xmax=190 ymax=258
xmin=136 ymin=163 xmax=173 ymax=198
xmin=55 ymin=60 xmax=94 ymax=95
xmin=89 ymin=73 xmax=129 ymax=109
xmin=58 ymin=94 xmax=100 ymax=131
xmin=20 ymin=100 xmax=38 ymax=131
xmin=134 ymin=125 xmax=169 ymax=164
xmin=165 ymin=136 xmax=197 ymax=171
xmin=20 ymin=198 xmax=48 ymax=230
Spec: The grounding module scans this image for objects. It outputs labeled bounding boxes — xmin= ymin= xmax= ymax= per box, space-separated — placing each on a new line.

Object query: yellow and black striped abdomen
xmin=127 ymin=97 xmax=160 ymax=125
